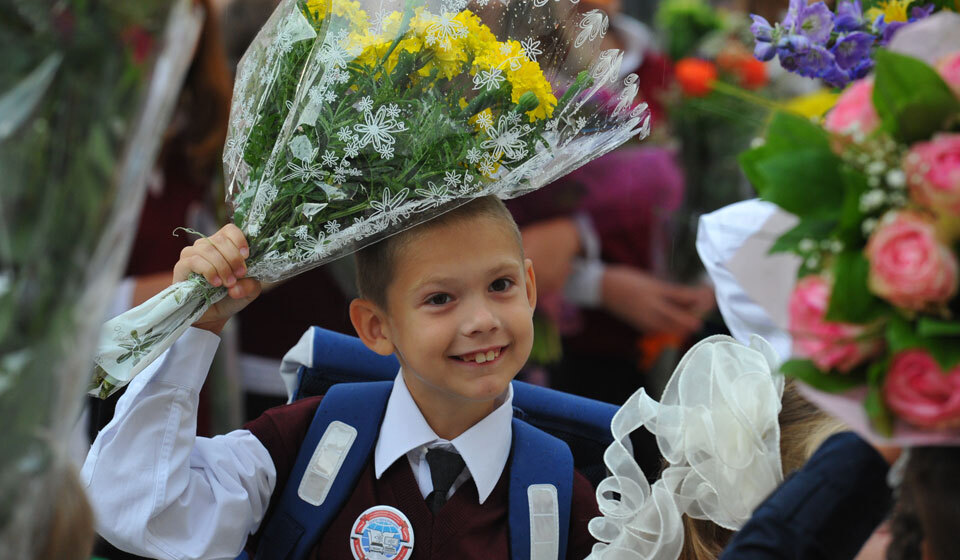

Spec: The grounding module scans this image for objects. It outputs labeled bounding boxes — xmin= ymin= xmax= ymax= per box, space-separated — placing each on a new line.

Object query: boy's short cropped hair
xmin=355 ymin=196 xmax=523 ymax=308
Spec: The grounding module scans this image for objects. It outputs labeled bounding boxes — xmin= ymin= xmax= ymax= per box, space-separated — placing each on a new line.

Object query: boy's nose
xmin=461 ymin=302 xmax=501 ymax=335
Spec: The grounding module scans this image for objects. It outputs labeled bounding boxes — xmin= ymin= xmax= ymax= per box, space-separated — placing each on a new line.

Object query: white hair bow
xmin=587 ymin=335 xmax=785 ymax=560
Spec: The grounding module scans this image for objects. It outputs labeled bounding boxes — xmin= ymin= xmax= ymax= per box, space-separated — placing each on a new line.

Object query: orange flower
xmin=675 ymin=58 xmax=717 ymax=97
xmin=735 ymin=57 xmax=768 ymax=90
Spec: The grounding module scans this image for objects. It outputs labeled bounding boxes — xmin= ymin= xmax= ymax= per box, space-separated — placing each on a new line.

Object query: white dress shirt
xmin=82 ymin=328 xmax=514 ymax=559
xmin=375 ymin=373 xmax=514 ymax=504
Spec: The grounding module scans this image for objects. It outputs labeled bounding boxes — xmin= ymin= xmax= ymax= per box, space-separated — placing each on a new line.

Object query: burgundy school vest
xmin=244 ymin=396 xmax=600 ymax=559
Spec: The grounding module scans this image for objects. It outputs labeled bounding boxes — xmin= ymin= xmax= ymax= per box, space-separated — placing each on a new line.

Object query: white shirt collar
xmin=374 ymin=371 xmax=514 ymax=503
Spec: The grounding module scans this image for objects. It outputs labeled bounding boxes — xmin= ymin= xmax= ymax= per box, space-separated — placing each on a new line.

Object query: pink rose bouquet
xmin=884 ymin=350 xmax=960 ymax=429
xmin=904 ymin=134 xmax=960 ymax=217
xmin=789 ymin=276 xmax=882 ymax=373
xmin=740 ymin=45 xmax=960 ymax=438
xmin=865 ymin=211 xmax=958 ymax=310
xmin=937 ymin=52 xmax=960 ymax=97
xmin=823 ymin=78 xmax=879 ymax=140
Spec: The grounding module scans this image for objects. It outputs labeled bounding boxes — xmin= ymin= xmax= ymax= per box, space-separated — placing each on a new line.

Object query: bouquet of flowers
xmin=91 ymin=0 xmax=651 ymax=398
xmin=1 ymin=0 xmax=202 ymax=555
xmin=749 ymin=0 xmax=940 ymax=88
xmin=740 ymin=43 xmax=960 ymax=438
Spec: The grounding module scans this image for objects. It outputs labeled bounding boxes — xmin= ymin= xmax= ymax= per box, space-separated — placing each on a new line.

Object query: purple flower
xmin=834 ymin=0 xmax=864 ymax=32
xmin=755 ymin=40 xmax=777 ymax=61
xmin=780 ymin=33 xmax=812 ymax=54
xmin=797 ymin=2 xmax=835 ymax=44
xmin=782 ymin=0 xmax=806 ymax=31
xmin=819 ymin=63 xmax=851 ymax=88
xmin=850 ymin=58 xmax=875 ymax=80
xmin=910 ymin=4 xmax=935 ymax=21
xmin=778 ymin=47 xmax=801 ymax=72
xmin=750 ymin=14 xmax=774 ymax=42
xmin=798 ymin=44 xmax=837 ymax=77
xmin=882 ymin=20 xmax=908 ymax=44
xmin=831 ymin=31 xmax=874 ymax=69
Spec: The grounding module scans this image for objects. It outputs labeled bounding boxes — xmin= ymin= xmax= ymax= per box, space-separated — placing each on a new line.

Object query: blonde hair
xmin=677 ymin=380 xmax=846 ymax=560
xmin=36 ymin=465 xmax=95 ymax=560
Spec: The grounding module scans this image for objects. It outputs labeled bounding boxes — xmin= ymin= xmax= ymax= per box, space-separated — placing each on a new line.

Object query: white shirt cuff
xmin=564 ymin=258 xmax=606 ymax=308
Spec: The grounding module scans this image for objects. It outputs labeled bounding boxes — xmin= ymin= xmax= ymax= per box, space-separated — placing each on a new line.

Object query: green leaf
xmin=770 ymin=218 xmax=837 ymax=254
xmin=781 ymin=359 xmax=864 ymax=393
xmin=886 ymin=315 xmax=960 ymax=369
xmin=864 ymin=383 xmax=894 ymax=437
xmin=916 ymin=318 xmax=960 ymax=337
xmin=836 ymin=166 xmax=870 ymax=248
xmin=872 ymin=49 xmax=960 ymax=144
xmin=739 ymin=111 xmax=844 ymax=219
xmin=825 ymin=251 xmax=887 ymax=323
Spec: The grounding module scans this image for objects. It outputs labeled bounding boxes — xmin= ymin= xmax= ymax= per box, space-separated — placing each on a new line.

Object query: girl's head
xmin=889 ymin=446 xmax=960 ymax=560
xmin=678 ymin=380 xmax=846 ymax=560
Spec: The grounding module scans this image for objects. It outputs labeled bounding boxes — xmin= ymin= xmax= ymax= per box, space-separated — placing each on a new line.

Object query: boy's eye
xmin=426 ymin=293 xmax=452 ymax=306
xmin=490 ymin=278 xmax=514 ymax=292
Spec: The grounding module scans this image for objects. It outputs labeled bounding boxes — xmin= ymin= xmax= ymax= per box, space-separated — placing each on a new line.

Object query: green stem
xmin=708 ymin=80 xmax=782 ymax=111
xmin=379 ymin=0 xmax=416 ymax=66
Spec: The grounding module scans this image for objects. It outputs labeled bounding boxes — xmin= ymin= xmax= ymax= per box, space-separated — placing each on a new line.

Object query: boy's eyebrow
xmin=410 ymin=259 xmax=523 ymax=293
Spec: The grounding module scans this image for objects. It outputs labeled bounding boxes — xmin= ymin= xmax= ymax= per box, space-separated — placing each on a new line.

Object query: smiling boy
xmin=82 ymin=197 xmax=600 ymax=560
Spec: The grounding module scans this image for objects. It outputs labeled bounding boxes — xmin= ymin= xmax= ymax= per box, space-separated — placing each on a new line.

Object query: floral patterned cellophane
xmin=91 ymin=0 xmax=651 ymax=398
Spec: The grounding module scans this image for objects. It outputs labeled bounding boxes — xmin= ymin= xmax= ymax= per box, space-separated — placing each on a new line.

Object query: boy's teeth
xmin=475 ymin=352 xmax=487 ymax=364
xmin=485 ymin=350 xmax=496 ymax=361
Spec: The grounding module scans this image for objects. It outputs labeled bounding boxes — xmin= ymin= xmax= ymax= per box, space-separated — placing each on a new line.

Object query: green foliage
xmin=655 ymin=0 xmax=723 ymax=60
xmin=887 ymin=315 xmax=960 ymax=369
xmin=872 ymin=49 xmax=960 ymax=144
xmin=770 ymin=219 xmax=838 ymax=254
xmin=781 ymin=359 xmax=865 ymax=393
xmin=739 ymin=111 xmax=845 ymax=219
xmin=0 ymin=0 xmax=172 ymax=537
xmin=825 ymin=251 xmax=887 ymax=323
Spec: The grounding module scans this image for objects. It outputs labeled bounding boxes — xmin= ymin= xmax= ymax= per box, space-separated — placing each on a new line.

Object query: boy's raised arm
xmin=81 ymin=225 xmax=273 ymax=559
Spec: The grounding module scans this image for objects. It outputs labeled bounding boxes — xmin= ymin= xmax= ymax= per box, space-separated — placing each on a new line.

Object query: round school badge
xmin=350 ymin=505 xmax=414 ymax=560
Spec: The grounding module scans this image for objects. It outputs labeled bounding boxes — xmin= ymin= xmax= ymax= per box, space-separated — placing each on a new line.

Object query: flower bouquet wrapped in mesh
xmin=91 ymin=0 xmax=651 ymax=398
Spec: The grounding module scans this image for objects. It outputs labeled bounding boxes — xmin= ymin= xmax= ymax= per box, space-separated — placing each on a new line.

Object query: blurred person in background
xmin=510 ymin=0 xmax=715 ymax=405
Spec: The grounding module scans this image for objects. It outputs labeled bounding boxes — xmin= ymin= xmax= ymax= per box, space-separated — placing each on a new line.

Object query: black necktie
xmin=424 ymin=448 xmax=466 ymax=514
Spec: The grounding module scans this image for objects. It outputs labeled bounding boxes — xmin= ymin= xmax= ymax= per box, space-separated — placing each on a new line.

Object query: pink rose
xmin=904 ymin=133 xmax=960 ymax=217
xmin=823 ymin=78 xmax=880 ymax=140
xmin=936 ymin=51 xmax=960 ymax=98
xmin=865 ymin=211 xmax=958 ymax=310
xmin=884 ymin=350 xmax=960 ymax=429
xmin=788 ymin=275 xmax=882 ymax=373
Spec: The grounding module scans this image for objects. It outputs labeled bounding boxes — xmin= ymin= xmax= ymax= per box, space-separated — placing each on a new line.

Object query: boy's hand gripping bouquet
xmin=91 ymin=0 xmax=652 ymax=398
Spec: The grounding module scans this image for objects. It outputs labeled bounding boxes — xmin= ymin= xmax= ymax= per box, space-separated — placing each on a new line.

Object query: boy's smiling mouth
xmin=450 ymin=345 xmax=507 ymax=365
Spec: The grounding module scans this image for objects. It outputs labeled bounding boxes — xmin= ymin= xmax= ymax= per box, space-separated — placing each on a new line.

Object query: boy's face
xmin=381 ymin=215 xmax=536 ymax=407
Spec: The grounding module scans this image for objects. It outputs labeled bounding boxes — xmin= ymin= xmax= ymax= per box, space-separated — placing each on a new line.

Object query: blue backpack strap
xmin=508 ymin=418 xmax=574 ymax=560
xmin=253 ymin=381 xmax=393 ymax=560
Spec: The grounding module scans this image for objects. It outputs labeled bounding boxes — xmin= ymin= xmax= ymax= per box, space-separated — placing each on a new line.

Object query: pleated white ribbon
xmin=587 ymin=335 xmax=785 ymax=560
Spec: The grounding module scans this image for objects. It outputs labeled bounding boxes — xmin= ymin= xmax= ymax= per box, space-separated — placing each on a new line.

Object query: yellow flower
xmin=305 ymin=0 xmax=369 ymax=33
xmin=471 ymin=38 xmax=556 ymax=121
xmin=784 ymin=89 xmax=840 ymax=119
xmin=865 ymin=0 xmax=912 ymax=23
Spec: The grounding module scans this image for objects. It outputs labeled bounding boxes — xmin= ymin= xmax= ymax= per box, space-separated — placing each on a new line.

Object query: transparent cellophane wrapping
xmin=0 ymin=2 xmax=203 ymax=558
xmin=91 ymin=0 xmax=651 ymax=398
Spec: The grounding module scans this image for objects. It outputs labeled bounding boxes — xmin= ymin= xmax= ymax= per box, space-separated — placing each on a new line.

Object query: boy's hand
xmin=173 ymin=224 xmax=261 ymax=335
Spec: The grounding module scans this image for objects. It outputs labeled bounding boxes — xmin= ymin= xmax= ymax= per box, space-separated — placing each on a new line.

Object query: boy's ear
xmin=524 ymin=257 xmax=537 ymax=310
xmin=349 ymin=298 xmax=396 ymax=356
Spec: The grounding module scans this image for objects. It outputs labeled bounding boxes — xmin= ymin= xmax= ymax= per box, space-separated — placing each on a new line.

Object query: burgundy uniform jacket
xmin=244 ymin=396 xmax=600 ymax=559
